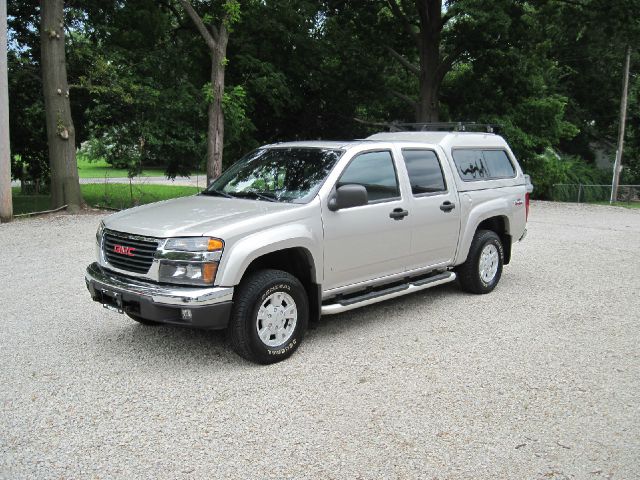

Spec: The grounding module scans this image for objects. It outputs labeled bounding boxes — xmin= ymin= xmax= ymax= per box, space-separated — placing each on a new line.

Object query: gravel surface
xmin=1 ymin=201 xmax=638 ymax=479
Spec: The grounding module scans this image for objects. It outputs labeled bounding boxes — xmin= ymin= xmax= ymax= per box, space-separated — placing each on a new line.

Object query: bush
xmin=80 ymin=132 xmax=143 ymax=175
xmin=526 ymin=148 xmax=608 ymax=200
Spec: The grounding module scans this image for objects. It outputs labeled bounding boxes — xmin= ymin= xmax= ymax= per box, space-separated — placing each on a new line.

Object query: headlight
xmin=158 ymin=237 xmax=224 ymax=286
xmin=96 ymin=221 xmax=105 ymax=244
xmin=164 ymin=237 xmax=223 ymax=252
xmin=159 ymin=261 xmax=218 ymax=286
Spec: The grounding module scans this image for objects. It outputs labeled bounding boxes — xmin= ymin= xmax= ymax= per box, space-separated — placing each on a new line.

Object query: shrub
xmin=526 ymin=148 xmax=608 ymax=200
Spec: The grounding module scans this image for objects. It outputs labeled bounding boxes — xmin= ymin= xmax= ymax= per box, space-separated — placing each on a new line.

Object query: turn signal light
xmin=203 ymin=263 xmax=218 ymax=283
xmin=207 ymin=238 xmax=224 ymax=251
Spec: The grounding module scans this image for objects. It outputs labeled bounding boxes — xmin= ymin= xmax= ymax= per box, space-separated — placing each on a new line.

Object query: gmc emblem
xmin=114 ymin=245 xmax=136 ymax=257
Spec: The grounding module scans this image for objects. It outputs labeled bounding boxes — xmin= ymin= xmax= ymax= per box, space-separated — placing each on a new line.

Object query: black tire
xmin=457 ymin=229 xmax=504 ymax=294
xmin=126 ymin=313 xmax=161 ymax=326
xmin=228 ymin=269 xmax=308 ymax=364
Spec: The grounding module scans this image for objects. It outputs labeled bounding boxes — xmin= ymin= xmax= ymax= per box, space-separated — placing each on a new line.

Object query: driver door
xmin=322 ymin=150 xmax=412 ymax=291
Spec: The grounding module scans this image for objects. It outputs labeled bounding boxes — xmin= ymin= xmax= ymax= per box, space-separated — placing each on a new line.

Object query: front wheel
xmin=457 ymin=229 xmax=504 ymax=294
xmin=228 ymin=269 xmax=308 ymax=364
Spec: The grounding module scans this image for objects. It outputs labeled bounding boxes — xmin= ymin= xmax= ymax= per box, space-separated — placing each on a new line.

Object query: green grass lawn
xmin=593 ymin=201 xmax=640 ymax=209
xmin=12 ymin=184 xmax=200 ymax=215
xmin=12 ymin=189 xmax=51 ymax=215
xmin=76 ymin=156 xmax=167 ymax=179
xmin=82 ymin=183 xmax=200 ymax=210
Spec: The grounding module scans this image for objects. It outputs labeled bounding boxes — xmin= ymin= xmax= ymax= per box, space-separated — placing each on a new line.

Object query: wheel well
xmin=243 ymin=248 xmax=321 ymax=323
xmin=477 ymin=216 xmax=512 ymax=264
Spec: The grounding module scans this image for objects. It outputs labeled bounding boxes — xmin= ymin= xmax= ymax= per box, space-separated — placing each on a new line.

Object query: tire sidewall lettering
xmin=267 ymin=338 xmax=297 ymax=356
xmin=260 ymin=283 xmax=291 ymax=303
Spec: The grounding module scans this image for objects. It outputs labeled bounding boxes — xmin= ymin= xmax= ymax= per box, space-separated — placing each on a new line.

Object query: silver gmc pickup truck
xmin=86 ymin=130 xmax=532 ymax=364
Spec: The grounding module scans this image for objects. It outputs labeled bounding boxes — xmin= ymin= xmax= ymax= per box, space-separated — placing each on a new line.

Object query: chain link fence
xmin=551 ymin=184 xmax=640 ymax=204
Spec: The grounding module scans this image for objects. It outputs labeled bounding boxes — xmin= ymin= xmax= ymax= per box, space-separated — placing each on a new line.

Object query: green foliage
xmin=223 ymin=0 xmax=242 ymax=30
xmin=538 ymin=0 xmax=640 ymax=181
xmin=7 ymin=0 xmax=49 ymax=185
xmin=527 ymin=148 xmax=608 ymax=200
xmin=81 ymin=132 xmax=143 ymax=175
xmin=6 ymin=0 xmax=639 ymax=191
xmin=441 ymin=2 xmax=581 ymax=163
xmin=221 ymin=85 xmax=257 ymax=162
xmin=222 ymin=86 xmax=248 ymax=132
xmin=76 ymin=1 xmax=209 ymax=177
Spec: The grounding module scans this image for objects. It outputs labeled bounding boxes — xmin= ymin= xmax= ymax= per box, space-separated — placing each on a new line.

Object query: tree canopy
xmin=7 ymin=0 xmax=640 ymax=198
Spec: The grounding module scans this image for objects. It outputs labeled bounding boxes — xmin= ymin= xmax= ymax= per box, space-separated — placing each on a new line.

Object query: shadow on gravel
xmin=91 ymin=283 xmax=465 ymax=365
xmin=309 ymin=283 xmax=463 ymax=336
xmin=94 ymin=321 xmax=248 ymax=367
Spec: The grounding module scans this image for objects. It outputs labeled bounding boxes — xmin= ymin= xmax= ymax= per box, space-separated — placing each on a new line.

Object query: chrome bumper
xmin=85 ymin=262 xmax=234 ymax=306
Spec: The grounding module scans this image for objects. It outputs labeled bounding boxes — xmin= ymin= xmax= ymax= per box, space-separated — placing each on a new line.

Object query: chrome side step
xmin=321 ymin=271 xmax=457 ymax=315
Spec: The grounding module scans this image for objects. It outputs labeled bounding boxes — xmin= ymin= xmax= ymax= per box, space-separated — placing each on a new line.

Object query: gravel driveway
xmin=1 ymin=201 xmax=638 ymax=479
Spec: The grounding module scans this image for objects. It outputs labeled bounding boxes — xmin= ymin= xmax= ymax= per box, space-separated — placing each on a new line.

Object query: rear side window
xmin=483 ymin=150 xmax=516 ymax=178
xmin=453 ymin=149 xmax=515 ymax=181
xmin=338 ymin=150 xmax=399 ymax=202
xmin=452 ymin=150 xmax=490 ymax=180
xmin=402 ymin=149 xmax=446 ymax=195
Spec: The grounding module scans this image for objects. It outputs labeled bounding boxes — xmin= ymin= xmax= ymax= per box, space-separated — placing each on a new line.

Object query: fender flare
xmin=455 ymin=199 xmax=511 ymax=265
xmin=216 ymin=224 xmax=321 ymax=286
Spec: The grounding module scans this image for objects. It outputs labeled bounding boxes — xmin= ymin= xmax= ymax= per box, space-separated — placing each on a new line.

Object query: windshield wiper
xmin=200 ymin=189 xmax=234 ymax=199
xmin=246 ymin=191 xmax=279 ymax=202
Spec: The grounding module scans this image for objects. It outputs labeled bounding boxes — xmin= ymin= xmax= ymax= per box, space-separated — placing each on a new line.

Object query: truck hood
xmin=103 ymin=195 xmax=300 ymax=238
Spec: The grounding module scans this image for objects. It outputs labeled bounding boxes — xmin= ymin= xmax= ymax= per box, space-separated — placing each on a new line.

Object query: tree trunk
xmin=387 ymin=0 xmax=448 ymax=123
xmin=417 ymin=41 xmax=441 ymax=122
xmin=207 ymin=26 xmax=228 ymax=185
xmin=416 ymin=0 xmax=443 ymax=123
xmin=40 ymin=0 xmax=82 ymax=211
xmin=0 ymin=0 xmax=13 ymax=222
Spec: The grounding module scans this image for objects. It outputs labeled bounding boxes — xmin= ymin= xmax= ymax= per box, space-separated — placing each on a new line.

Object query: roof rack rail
xmin=387 ymin=122 xmax=499 ymax=133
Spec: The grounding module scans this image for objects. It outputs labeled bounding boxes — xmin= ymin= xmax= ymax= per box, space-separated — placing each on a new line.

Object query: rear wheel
xmin=126 ymin=313 xmax=161 ymax=326
xmin=457 ymin=229 xmax=504 ymax=294
xmin=228 ymin=269 xmax=308 ymax=364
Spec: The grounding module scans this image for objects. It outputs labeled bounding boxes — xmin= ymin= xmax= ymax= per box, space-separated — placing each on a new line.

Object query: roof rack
xmin=387 ymin=122 xmax=499 ymax=133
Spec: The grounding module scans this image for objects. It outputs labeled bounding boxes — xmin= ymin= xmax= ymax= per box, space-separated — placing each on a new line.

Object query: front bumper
xmin=85 ymin=262 xmax=234 ymax=329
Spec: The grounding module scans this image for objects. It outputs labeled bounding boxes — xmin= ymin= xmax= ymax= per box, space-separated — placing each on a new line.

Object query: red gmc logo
xmin=114 ymin=245 xmax=136 ymax=256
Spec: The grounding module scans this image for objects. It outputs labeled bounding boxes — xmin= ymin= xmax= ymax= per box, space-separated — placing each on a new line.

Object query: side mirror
xmin=328 ymin=184 xmax=368 ymax=211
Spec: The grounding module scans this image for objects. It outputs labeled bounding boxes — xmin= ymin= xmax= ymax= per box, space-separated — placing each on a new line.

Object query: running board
xmin=321 ymin=271 xmax=457 ymax=315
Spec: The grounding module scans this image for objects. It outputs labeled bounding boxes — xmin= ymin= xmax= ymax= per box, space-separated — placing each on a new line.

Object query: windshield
xmin=204 ymin=147 xmax=343 ymax=203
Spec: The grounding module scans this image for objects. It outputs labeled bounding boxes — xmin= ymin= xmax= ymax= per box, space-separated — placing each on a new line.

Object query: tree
xmin=79 ymin=0 xmax=208 ymax=178
xmin=179 ymin=0 xmax=239 ymax=184
xmin=538 ymin=0 xmax=640 ymax=183
xmin=7 ymin=0 xmax=49 ymax=194
xmin=440 ymin=2 xmax=579 ymax=161
xmin=382 ymin=0 xmax=541 ymax=124
xmin=384 ymin=0 xmax=451 ymax=122
xmin=40 ymin=0 xmax=82 ymax=211
xmin=1 ymin=0 xmax=13 ymax=221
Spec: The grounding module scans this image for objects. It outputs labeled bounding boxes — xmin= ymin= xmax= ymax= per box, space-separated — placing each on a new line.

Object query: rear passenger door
xmin=401 ymin=148 xmax=461 ymax=270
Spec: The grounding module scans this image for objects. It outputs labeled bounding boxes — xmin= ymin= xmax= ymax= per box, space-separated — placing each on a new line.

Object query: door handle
xmin=440 ymin=201 xmax=455 ymax=212
xmin=389 ymin=208 xmax=409 ymax=220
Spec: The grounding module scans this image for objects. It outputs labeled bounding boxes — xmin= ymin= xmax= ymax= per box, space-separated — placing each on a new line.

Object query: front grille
xmin=103 ymin=230 xmax=159 ymax=274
